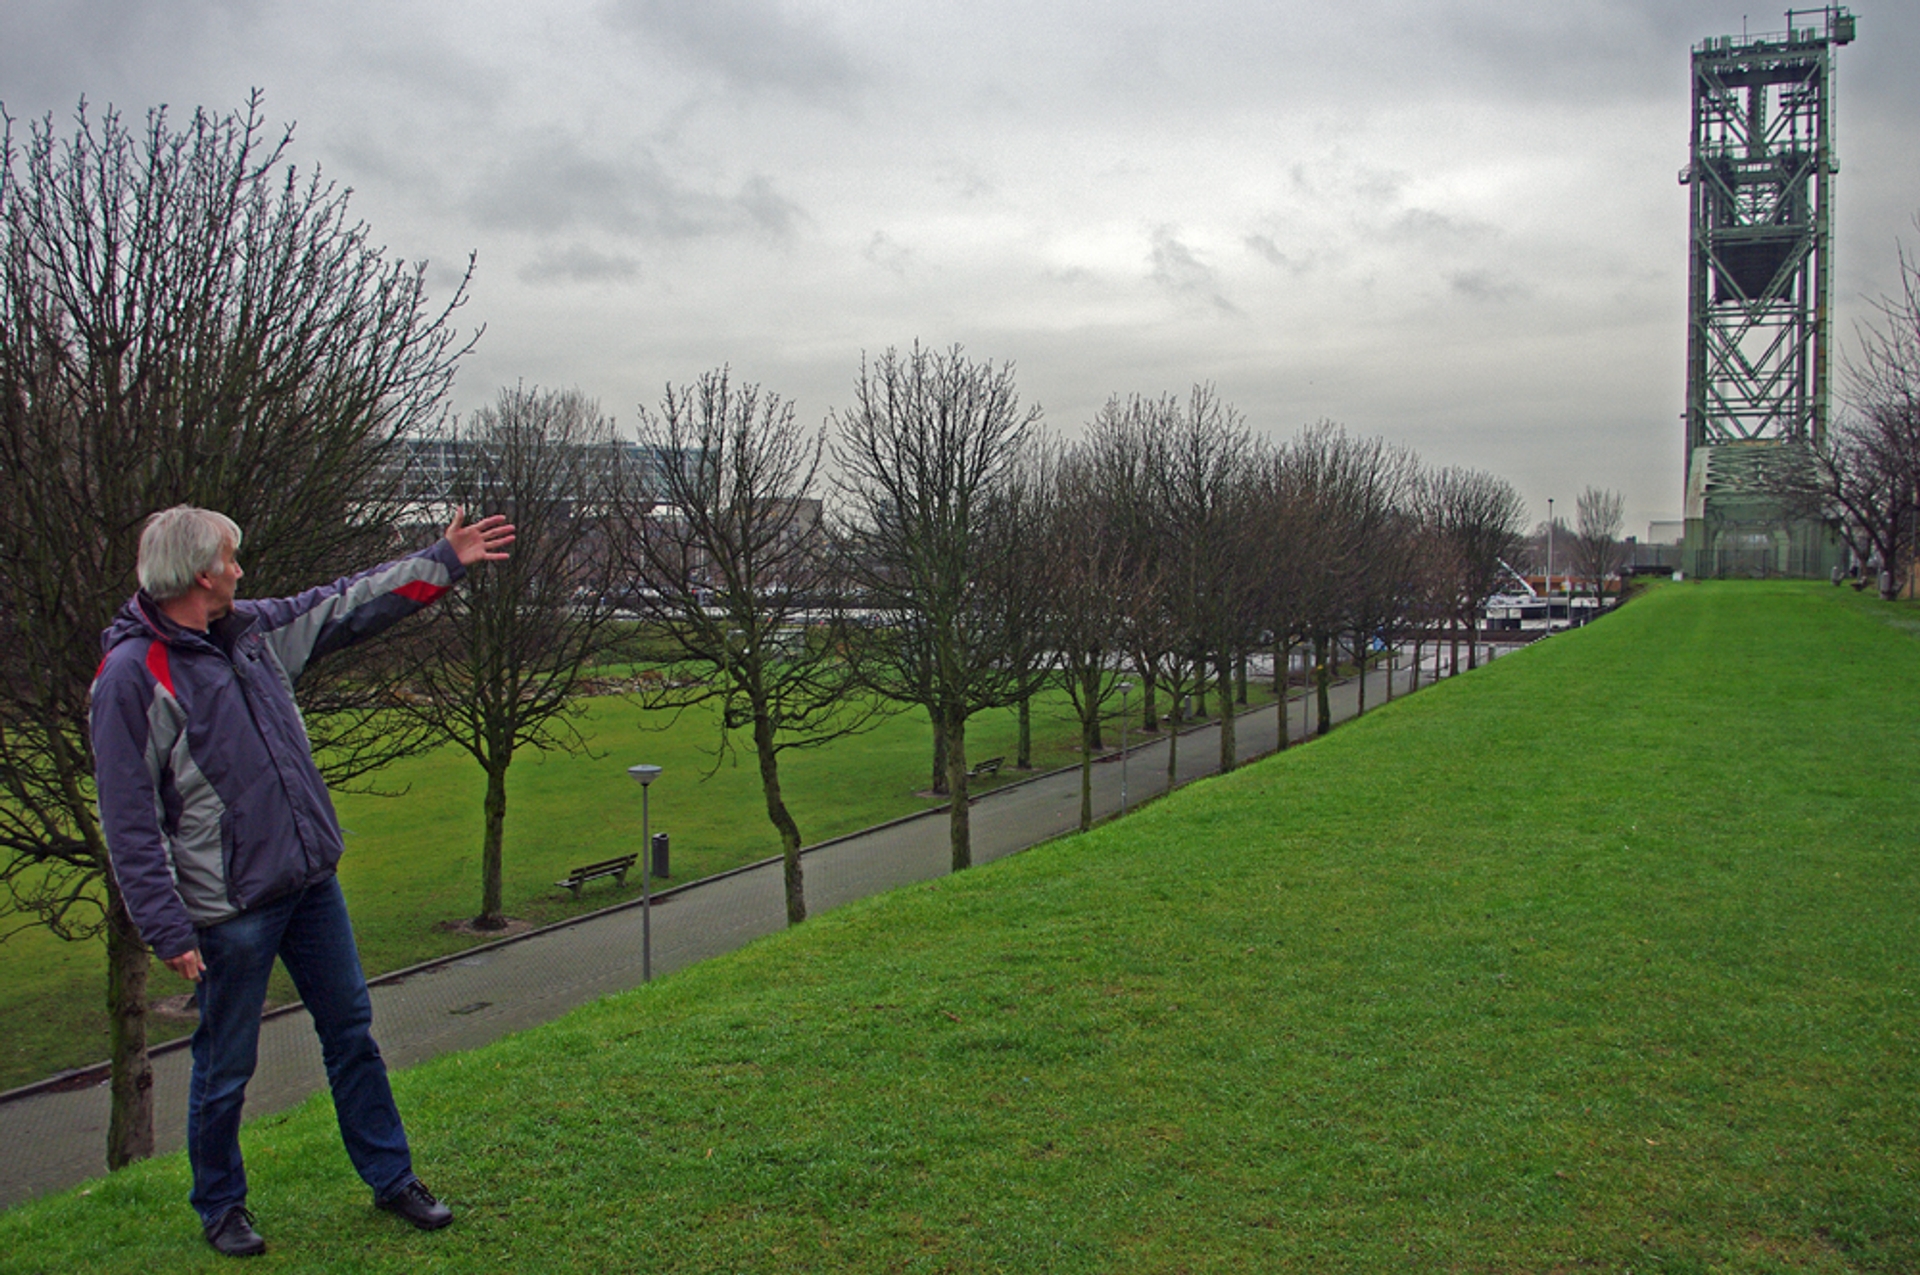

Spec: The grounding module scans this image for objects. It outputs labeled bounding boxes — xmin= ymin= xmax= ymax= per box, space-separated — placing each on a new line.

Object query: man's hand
xmin=445 ymin=509 xmax=516 ymax=567
xmin=165 ymin=949 xmax=206 ymax=982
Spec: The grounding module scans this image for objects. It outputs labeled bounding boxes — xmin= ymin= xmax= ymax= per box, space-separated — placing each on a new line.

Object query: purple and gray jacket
xmin=89 ymin=541 xmax=466 ymax=960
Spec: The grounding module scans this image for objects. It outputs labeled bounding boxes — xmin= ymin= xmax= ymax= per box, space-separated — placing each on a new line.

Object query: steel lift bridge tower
xmin=1680 ymin=6 xmax=1856 ymax=577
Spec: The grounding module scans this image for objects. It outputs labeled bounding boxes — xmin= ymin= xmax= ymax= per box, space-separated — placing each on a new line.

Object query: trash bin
xmin=651 ymin=831 xmax=669 ymax=879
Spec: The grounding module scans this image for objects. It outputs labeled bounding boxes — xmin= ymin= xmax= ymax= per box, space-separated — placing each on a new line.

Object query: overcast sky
xmin=4 ymin=0 xmax=1915 ymax=535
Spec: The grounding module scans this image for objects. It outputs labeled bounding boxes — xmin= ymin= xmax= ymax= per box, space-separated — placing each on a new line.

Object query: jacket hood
xmin=101 ymin=591 xmax=232 ymax=657
xmin=102 ymin=593 xmax=167 ymax=656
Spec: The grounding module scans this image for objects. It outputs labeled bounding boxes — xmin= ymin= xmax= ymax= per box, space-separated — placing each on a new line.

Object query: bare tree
xmin=389 ymin=386 xmax=630 ymax=930
xmin=1044 ymin=445 xmax=1155 ymax=831
xmin=0 ymin=95 xmax=472 ymax=1166
xmin=989 ymin=445 xmax=1056 ymax=775
xmin=1158 ymin=385 xmax=1256 ymax=772
xmin=1571 ymin=487 xmax=1627 ymax=603
xmin=1401 ymin=530 xmax=1461 ymax=691
xmin=1345 ymin=455 xmax=1423 ymax=712
xmin=1287 ymin=424 xmax=1421 ymax=722
xmin=832 ymin=344 xmax=1046 ymax=871
xmin=1851 ymin=240 xmax=1920 ymax=424
xmin=1288 ymin=445 xmax=1354 ymax=735
xmin=1801 ymin=412 xmax=1916 ymax=596
xmin=1081 ymin=394 xmax=1196 ymax=775
xmin=1518 ymin=515 xmax=1574 ymax=582
xmin=1426 ymin=467 xmax=1528 ymax=671
xmin=1243 ymin=442 xmax=1312 ymax=745
xmin=1796 ymin=236 xmax=1920 ymax=598
xmin=619 ymin=370 xmax=875 ymax=926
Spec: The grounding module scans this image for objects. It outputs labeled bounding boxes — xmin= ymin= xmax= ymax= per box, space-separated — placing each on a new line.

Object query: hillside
xmin=5 ymin=581 xmax=1917 ymax=1273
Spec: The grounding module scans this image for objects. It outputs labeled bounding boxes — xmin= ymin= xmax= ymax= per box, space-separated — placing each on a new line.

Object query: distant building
xmin=389 ymin=437 xmax=681 ymax=505
xmin=1481 ymin=593 xmax=1603 ymax=633
xmin=1623 ymin=523 xmax=1686 ymax=575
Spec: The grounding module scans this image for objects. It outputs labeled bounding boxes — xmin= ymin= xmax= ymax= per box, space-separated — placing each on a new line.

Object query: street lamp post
xmin=627 ymin=764 xmax=663 ymax=982
xmin=1547 ymin=497 xmax=1555 ymax=602
xmin=1118 ymin=681 xmax=1133 ymax=816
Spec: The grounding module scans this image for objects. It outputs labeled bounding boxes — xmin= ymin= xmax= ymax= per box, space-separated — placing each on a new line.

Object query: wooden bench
xmin=967 ymin=756 xmax=1004 ymax=780
xmin=555 ymin=853 xmax=638 ymax=898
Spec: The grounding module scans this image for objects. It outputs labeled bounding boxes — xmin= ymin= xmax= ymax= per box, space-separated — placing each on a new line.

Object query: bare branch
xmin=0 ymin=93 xmax=475 ymax=1161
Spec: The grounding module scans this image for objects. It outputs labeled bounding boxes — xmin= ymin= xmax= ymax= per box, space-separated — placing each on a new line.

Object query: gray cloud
xmin=0 ymin=1 xmax=239 ymax=108
xmin=518 ymin=244 xmax=642 ymax=286
xmin=350 ymin=45 xmax=499 ymax=113
xmin=1244 ymin=234 xmax=1287 ymax=266
xmin=1388 ymin=208 xmax=1496 ymax=245
xmin=604 ymin=0 xmax=866 ymax=106
xmin=863 ymin=231 xmax=912 ymax=276
xmin=467 ymin=129 xmax=805 ymax=244
xmin=936 ymin=162 xmax=996 ymax=202
xmin=5 ymin=0 xmax=1916 ymax=542
xmin=737 ymin=174 xmax=806 ymax=238
xmin=1244 ymin=233 xmax=1317 ymax=277
xmin=1281 ymin=158 xmax=1408 ymax=210
xmin=1447 ymin=268 xmax=1527 ymax=302
xmin=1149 ymin=226 xmax=1239 ymax=316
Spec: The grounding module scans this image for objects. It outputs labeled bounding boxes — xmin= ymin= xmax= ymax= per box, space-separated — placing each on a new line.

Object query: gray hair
xmin=138 ymin=506 xmax=243 ymax=600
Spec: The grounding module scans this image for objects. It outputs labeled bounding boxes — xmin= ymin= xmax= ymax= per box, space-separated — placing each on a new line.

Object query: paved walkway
xmin=0 ymin=653 xmax=1492 ymax=1209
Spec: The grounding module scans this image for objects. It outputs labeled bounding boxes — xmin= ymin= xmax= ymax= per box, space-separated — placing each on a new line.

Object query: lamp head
xmin=627 ymin=764 xmax=664 ymax=788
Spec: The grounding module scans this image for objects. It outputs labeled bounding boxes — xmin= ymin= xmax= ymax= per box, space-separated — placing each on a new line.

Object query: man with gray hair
xmin=90 ymin=505 xmax=513 ymax=1257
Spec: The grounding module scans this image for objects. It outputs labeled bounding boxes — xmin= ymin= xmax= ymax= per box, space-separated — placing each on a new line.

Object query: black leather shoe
xmin=377 ymin=1178 xmax=454 ymax=1230
xmin=203 ymin=1205 xmax=266 ymax=1257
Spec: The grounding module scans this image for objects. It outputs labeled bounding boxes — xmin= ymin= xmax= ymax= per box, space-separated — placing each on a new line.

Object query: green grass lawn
xmin=5 ymin=580 xmax=1916 ymax=1271
xmin=2 ymin=680 xmax=1277 ymax=1092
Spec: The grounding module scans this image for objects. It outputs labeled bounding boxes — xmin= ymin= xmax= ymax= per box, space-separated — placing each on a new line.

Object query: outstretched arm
xmin=446 ymin=509 xmax=516 ymax=566
xmin=249 ymin=512 xmax=514 ymax=678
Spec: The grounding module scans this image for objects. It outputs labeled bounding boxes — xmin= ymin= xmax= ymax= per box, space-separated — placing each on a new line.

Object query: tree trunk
xmin=1314 ymin=634 xmax=1333 ymax=736
xmin=1078 ymin=709 xmax=1097 ymax=832
xmin=1193 ymin=661 xmax=1207 ymax=719
xmin=1217 ymin=651 xmax=1236 ymax=772
xmin=1411 ymin=632 xmax=1422 ymax=692
xmin=754 ymin=708 xmax=806 ymax=926
xmin=1275 ymin=640 xmax=1290 ymax=750
xmin=1085 ymin=665 xmax=1105 ymax=751
xmin=1142 ymin=670 xmax=1158 ymax=731
xmin=1467 ymin=606 xmax=1480 ymax=670
xmin=1165 ymin=691 xmax=1181 ymax=782
xmin=945 ymin=710 xmax=971 ymax=871
xmin=1354 ymin=630 xmax=1368 ymax=715
xmin=1449 ymin=616 xmax=1460 ymax=678
xmin=1236 ymin=651 xmax=1248 ymax=706
xmin=930 ymin=706 xmax=949 ymax=795
xmin=477 ymin=759 xmax=510 ymax=928
xmin=1016 ymin=694 xmax=1033 ymax=769
xmin=105 ymin=891 xmax=155 ymax=1170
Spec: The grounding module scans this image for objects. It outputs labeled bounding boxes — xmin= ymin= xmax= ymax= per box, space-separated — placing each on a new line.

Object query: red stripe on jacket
xmin=145 ymin=643 xmax=175 ymax=697
xmin=393 ymin=580 xmax=450 ymax=606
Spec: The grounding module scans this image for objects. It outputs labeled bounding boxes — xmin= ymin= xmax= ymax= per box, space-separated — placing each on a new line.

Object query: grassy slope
xmin=6 ymin=582 xmax=1917 ymax=1271
xmin=1 ymin=683 xmax=1275 ymax=1091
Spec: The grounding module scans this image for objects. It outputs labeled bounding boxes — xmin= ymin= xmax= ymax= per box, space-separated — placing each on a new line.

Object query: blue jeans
xmin=187 ymin=873 xmax=413 ymax=1224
